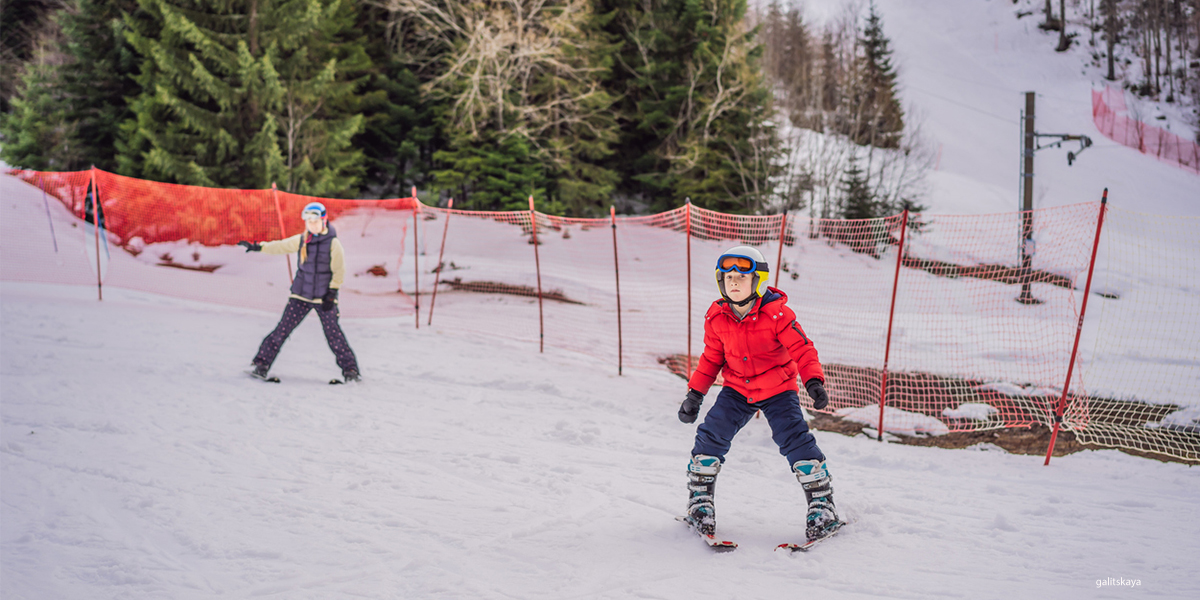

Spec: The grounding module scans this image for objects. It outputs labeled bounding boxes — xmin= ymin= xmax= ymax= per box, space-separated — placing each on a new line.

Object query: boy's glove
xmin=321 ymin=289 xmax=338 ymax=312
xmin=678 ymin=389 xmax=705 ymax=423
xmin=806 ymin=380 xmax=829 ymax=410
xmin=237 ymin=241 xmax=262 ymax=252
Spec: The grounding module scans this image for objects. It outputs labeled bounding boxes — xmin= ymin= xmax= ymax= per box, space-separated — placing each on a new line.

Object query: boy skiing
xmin=677 ymin=245 xmax=841 ymax=548
xmin=238 ymin=202 xmax=361 ymax=383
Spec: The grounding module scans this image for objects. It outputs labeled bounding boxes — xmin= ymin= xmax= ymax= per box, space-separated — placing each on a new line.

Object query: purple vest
xmin=290 ymin=226 xmax=336 ymax=300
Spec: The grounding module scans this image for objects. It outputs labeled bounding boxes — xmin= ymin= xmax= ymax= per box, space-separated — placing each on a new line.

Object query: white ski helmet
xmin=716 ymin=245 xmax=770 ymax=301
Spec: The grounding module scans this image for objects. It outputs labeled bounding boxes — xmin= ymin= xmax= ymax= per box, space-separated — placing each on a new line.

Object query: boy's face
xmin=723 ymin=271 xmax=753 ymax=303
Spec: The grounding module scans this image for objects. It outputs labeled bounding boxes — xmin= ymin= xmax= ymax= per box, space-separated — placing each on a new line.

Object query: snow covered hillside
xmin=843 ymin=0 xmax=1199 ymax=216
xmin=2 ymin=282 xmax=1199 ymax=599
xmin=3 ymin=1 xmax=1199 ymax=598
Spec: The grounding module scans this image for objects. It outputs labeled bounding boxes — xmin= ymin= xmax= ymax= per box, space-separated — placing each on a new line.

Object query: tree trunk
xmin=1058 ymin=0 xmax=1069 ymax=50
xmin=1164 ymin=0 xmax=1173 ymax=100
xmin=1091 ymin=0 xmax=1096 ymax=48
xmin=249 ymin=0 xmax=259 ymax=55
xmin=1105 ymin=0 xmax=1116 ymax=80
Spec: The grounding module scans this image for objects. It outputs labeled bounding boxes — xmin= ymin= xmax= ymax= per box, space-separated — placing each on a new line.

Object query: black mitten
xmin=806 ymin=380 xmax=829 ymax=411
xmin=678 ymin=389 xmax=705 ymax=424
xmin=321 ymin=289 xmax=338 ymax=312
xmin=237 ymin=241 xmax=262 ymax=252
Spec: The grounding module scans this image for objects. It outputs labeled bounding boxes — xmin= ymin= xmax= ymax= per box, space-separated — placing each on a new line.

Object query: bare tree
xmin=374 ymin=0 xmax=607 ymax=144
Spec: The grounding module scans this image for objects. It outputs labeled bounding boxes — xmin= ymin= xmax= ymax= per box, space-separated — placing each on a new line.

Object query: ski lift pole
xmin=428 ymin=199 xmax=453 ymax=327
xmin=1045 ymin=190 xmax=1108 ymax=465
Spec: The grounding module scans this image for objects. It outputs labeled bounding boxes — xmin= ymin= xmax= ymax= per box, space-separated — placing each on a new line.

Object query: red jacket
xmin=687 ymin=287 xmax=824 ymax=403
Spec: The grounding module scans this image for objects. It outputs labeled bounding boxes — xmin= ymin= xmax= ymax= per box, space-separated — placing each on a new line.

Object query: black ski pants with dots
xmin=253 ymin=298 xmax=358 ymax=374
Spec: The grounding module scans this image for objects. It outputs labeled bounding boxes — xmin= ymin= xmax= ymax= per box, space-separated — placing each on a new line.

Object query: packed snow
xmin=941 ymin=402 xmax=999 ymax=421
xmin=3 ymin=282 xmax=1199 ymax=599
xmin=4 ymin=0 xmax=1200 ymax=598
xmin=836 ymin=405 xmax=951 ymax=437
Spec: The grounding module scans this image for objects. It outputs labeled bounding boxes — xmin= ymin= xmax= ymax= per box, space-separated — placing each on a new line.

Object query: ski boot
xmin=342 ymin=369 xmax=361 ymax=383
xmin=793 ymin=459 xmax=841 ymax=541
xmin=250 ymin=363 xmax=272 ymax=380
xmin=685 ymin=454 xmax=721 ymax=536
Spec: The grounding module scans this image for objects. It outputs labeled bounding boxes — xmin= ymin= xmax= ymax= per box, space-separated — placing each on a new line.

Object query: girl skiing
xmin=238 ymin=202 xmax=360 ymax=383
xmin=677 ymin=245 xmax=840 ymax=544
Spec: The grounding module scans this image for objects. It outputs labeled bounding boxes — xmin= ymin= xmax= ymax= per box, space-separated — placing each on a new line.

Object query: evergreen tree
xmin=356 ymin=60 xmax=440 ymax=199
xmin=432 ymin=131 xmax=548 ymax=212
xmin=274 ymin=0 xmax=368 ymax=196
xmin=120 ymin=0 xmax=366 ymax=194
xmin=840 ymin=153 xmax=877 ymax=220
xmin=353 ymin=2 xmax=442 ymax=199
xmin=597 ymin=0 xmax=779 ymax=213
xmin=0 ymin=0 xmax=67 ymax=113
xmin=58 ymin=0 xmax=141 ymax=172
xmin=529 ymin=7 xmax=621 ymax=216
xmin=819 ymin=29 xmax=840 ymax=118
xmin=851 ymin=1 xmax=904 ymax=149
xmin=0 ymin=46 xmax=81 ymax=170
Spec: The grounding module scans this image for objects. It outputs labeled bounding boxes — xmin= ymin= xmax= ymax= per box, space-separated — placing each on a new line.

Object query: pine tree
xmin=530 ymin=8 xmax=621 ymax=216
xmin=58 ymin=0 xmax=141 ymax=172
xmin=0 ymin=0 xmax=67 ymax=113
xmin=353 ymin=2 xmax=442 ymax=199
xmin=433 ymin=131 xmax=548 ymax=212
xmin=851 ymin=1 xmax=903 ymax=149
xmin=840 ymin=154 xmax=877 ymax=220
xmin=273 ymin=0 xmax=367 ymax=196
xmin=836 ymin=152 xmax=889 ymax=257
xmin=597 ymin=0 xmax=779 ymax=213
xmin=0 ymin=45 xmax=81 ymax=170
xmin=819 ymin=29 xmax=840 ymax=119
xmin=120 ymin=0 xmax=366 ymax=194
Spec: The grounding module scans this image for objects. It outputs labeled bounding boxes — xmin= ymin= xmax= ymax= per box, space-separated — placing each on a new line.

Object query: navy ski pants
xmin=691 ymin=387 xmax=824 ymax=466
xmin=253 ymin=298 xmax=358 ymax=373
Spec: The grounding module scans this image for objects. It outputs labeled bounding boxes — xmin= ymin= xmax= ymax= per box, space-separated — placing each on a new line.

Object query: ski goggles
xmin=717 ymin=254 xmax=765 ymax=274
xmin=301 ymin=202 xmax=327 ymax=222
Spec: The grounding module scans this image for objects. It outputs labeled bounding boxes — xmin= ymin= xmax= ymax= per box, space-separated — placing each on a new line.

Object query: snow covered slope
xmin=2 ymin=2 xmax=1199 ymax=597
xmin=2 ymin=282 xmax=1199 ymax=599
xmin=841 ymin=0 xmax=1199 ymax=216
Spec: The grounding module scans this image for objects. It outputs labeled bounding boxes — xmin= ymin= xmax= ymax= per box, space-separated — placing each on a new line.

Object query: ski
xmin=775 ymin=521 xmax=845 ymax=553
xmin=329 ymin=379 xmax=343 ymax=385
xmin=676 ymin=515 xmax=737 ymax=552
xmin=246 ymin=370 xmax=281 ymax=383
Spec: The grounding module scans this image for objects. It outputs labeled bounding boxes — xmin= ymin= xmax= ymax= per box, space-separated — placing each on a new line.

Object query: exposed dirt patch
xmin=439 ymin=277 xmax=583 ymax=305
xmin=156 ymin=253 xmax=221 ymax=272
xmin=901 ymin=255 xmax=1074 ymax=290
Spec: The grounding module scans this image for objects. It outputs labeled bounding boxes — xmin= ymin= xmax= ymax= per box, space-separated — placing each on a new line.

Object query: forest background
xmin=2 ymin=0 xmax=1199 ymax=217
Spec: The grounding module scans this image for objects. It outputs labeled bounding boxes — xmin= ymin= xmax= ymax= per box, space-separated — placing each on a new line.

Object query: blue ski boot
xmin=793 ymin=459 xmax=841 ymax=541
xmin=685 ymin=454 xmax=721 ymax=536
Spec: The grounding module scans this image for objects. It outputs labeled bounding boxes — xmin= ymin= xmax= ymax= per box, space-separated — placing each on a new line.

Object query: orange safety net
xmin=1093 ymin=85 xmax=1200 ymax=175
xmin=4 ymin=169 xmax=1197 ymax=460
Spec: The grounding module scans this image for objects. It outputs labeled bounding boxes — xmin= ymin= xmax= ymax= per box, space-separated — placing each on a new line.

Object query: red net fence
xmin=1092 ymin=85 xmax=1200 ymax=175
xmin=3 ymin=168 xmax=1198 ymax=461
